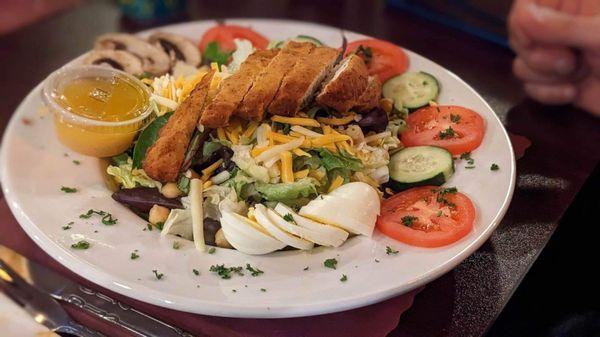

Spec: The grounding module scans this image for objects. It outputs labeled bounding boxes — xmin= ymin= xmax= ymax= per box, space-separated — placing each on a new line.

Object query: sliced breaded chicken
xmin=353 ymin=76 xmax=382 ymax=112
xmin=316 ymin=54 xmax=369 ymax=112
xmin=236 ymin=41 xmax=315 ymax=121
xmin=268 ymin=46 xmax=340 ymax=116
xmin=144 ymin=70 xmax=215 ymax=182
xmin=200 ymin=50 xmax=278 ymax=128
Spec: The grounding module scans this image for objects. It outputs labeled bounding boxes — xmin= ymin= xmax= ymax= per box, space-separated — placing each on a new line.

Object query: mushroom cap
xmin=148 ymin=31 xmax=202 ymax=68
xmin=94 ymin=33 xmax=170 ymax=75
xmin=82 ymin=49 xmax=144 ymax=76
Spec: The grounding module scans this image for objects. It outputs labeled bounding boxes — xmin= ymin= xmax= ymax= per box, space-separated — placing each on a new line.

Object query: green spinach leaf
xmin=132 ymin=112 xmax=172 ymax=169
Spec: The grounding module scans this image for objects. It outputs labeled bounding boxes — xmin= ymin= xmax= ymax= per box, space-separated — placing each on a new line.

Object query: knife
xmin=0 ymin=257 xmax=104 ymax=337
xmin=0 ymin=245 xmax=196 ymax=337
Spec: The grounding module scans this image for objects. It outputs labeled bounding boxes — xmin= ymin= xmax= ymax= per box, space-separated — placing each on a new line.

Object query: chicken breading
xmin=143 ymin=70 xmax=215 ymax=182
xmin=353 ymin=76 xmax=382 ymax=112
xmin=316 ymin=54 xmax=369 ymax=112
xmin=236 ymin=41 xmax=315 ymax=121
xmin=200 ymin=49 xmax=278 ymax=128
xmin=268 ymin=46 xmax=340 ymax=116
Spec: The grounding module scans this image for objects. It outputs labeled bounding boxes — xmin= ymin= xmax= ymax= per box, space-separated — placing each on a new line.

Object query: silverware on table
xmin=0 ymin=245 xmax=195 ymax=337
xmin=0 ymin=257 xmax=104 ymax=337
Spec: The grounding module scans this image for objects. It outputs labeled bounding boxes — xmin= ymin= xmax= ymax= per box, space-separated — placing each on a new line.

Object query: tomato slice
xmin=199 ymin=24 xmax=269 ymax=52
xmin=345 ymin=39 xmax=409 ymax=83
xmin=377 ymin=186 xmax=475 ymax=247
xmin=401 ymin=105 xmax=485 ymax=156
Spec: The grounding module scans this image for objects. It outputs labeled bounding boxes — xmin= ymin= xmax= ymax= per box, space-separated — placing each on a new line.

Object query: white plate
xmin=0 ymin=19 xmax=515 ymax=318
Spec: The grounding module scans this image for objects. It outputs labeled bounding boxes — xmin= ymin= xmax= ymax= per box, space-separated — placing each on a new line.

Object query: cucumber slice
xmin=293 ymin=35 xmax=323 ymax=46
xmin=383 ymin=72 xmax=440 ymax=110
xmin=388 ymin=146 xmax=453 ymax=191
xmin=267 ymin=40 xmax=285 ymax=50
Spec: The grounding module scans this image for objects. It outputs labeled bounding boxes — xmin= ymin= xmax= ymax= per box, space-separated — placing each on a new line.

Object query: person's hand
xmin=508 ymin=0 xmax=600 ymax=116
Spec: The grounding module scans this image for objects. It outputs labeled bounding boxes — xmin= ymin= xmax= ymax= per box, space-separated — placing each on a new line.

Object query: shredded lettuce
xmin=318 ymin=149 xmax=363 ymax=172
xmin=106 ymin=156 xmax=161 ymax=189
xmin=228 ymin=39 xmax=255 ymax=73
xmin=203 ymin=185 xmax=248 ymax=220
xmin=231 ymin=145 xmax=270 ymax=183
xmin=255 ymin=178 xmax=318 ymax=202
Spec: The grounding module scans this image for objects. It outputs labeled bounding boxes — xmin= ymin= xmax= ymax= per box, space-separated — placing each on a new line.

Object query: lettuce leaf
xmin=106 ymin=156 xmax=161 ymax=189
xmin=318 ymin=149 xmax=363 ymax=172
xmin=255 ymin=178 xmax=318 ymax=202
xmin=231 ymin=145 xmax=270 ymax=183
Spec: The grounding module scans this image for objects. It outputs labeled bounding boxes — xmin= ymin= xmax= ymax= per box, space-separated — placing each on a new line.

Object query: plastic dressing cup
xmin=42 ymin=65 xmax=153 ymax=157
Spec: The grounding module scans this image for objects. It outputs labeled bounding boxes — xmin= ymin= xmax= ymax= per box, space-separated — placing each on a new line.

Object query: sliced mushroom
xmin=83 ymin=49 xmax=144 ymax=76
xmin=94 ymin=33 xmax=170 ymax=75
xmin=148 ymin=31 xmax=202 ymax=68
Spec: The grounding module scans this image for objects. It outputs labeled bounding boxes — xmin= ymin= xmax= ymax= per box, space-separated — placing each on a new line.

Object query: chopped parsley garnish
xmin=450 ymin=114 xmax=461 ymax=123
xmin=79 ymin=209 xmax=117 ymax=225
xmin=130 ymin=250 xmax=139 ymax=260
xmin=465 ymin=166 xmax=476 ymax=169
xmin=401 ymin=215 xmax=418 ymax=227
xmin=155 ymin=222 xmax=164 ymax=230
xmin=172 ymin=241 xmax=180 ymax=250
xmin=152 ymin=269 xmax=164 ymax=280
xmin=437 ymin=210 xmax=443 ymax=217
xmin=436 ymin=187 xmax=458 ymax=207
xmin=61 ymin=186 xmax=77 ymax=193
xmin=246 ymin=264 xmax=264 ymax=277
xmin=283 ymin=213 xmax=295 ymax=223
xmin=207 ymin=247 xmax=216 ymax=254
xmin=491 ymin=163 xmax=500 ymax=171
xmin=260 ymin=288 xmax=267 ymax=292
xmin=438 ymin=126 xmax=456 ymax=139
xmin=340 ymin=274 xmax=348 ymax=282
xmin=355 ymin=45 xmax=373 ymax=64
xmin=232 ymin=289 xmax=237 ymax=293
xmin=460 ymin=152 xmax=475 ymax=165
xmin=71 ymin=240 xmax=90 ymax=250
xmin=62 ymin=221 xmax=74 ymax=230
xmin=72 ymin=160 xmax=81 ymax=165
xmin=146 ymin=223 xmax=153 ymax=231
xmin=193 ymin=269 xmax=200 ymax=276
xmin=386 ymin=246 xmax=399 ymax=255
xmin=324 ymin=258 xmax=338 ymax=270
xmin=375 ymin=259 xmax=380 ymax=263
xmin=209 ymin=264 xmax=244 ymax=279
xmin=303 ymin=266 xmax=309 ymax=271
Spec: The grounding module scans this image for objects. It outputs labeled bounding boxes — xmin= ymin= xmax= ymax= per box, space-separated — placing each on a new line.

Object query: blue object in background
xmin=387 ymin=0 xmax=510 ymax=48
xmin=118 ymin=0 xmax=186 ymax=22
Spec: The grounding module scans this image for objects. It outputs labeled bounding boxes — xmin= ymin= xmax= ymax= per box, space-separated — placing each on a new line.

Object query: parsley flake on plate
xmin=130 ymin=250 xmax=139 ymax=260
xmin=324 ymin=258 xmax=338 ymax=270
xmin=71 ymin=240 xmax=90 ymax=250
xmin=79 ymin=209 xmax=118 ymax=225
xmin=72 ymin=160 xmax=81 ymax=165
xmin=340 ymin=274 xmax=348 ymax=282
xmin=193 ymin=269 xmax=200 ymax=276
xmin=246 ymin=264 xmax=264 ymax=277
xmin=208 ymin=247 xmax=216 ymax=254
xmin=491 ymin=163 xmax=500 ymax=171
xmin=62 ymin=221 xmax=74 ymax=230
xmin=153 ymin=270 xmax=164 ymax=280
xmin=60 ymin=186 xmax=77 ymax=193
xmin=386 ymin=246 xmax=399 ymax=255
xmin=209 ymin=264 xmax=244 ymax=279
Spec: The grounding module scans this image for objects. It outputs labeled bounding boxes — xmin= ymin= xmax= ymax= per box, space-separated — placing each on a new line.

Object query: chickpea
xmin=148 ymin=204 xmax=169 ymax=225
xmin=215 ymin=229 xmax=233 ymax=249
xmin=161 ymin=182 xmax=181 ymax=198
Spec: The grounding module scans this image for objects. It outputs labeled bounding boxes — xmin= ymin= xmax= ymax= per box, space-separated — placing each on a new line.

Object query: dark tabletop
xmin=1 ymin=1 xmax=599 ymax=336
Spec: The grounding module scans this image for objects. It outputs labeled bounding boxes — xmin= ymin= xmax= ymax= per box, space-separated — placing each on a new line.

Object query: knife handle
xmin=58 ymin=284 xmax=196 ymax=337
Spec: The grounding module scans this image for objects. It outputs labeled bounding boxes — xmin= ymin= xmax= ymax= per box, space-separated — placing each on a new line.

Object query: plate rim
xmin=0 ymin=18 xmax=516 ymax=318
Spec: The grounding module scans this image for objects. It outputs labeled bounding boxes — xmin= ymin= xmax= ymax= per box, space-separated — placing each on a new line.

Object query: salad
xmin=70 ymin=24 xmax=488 ymax=254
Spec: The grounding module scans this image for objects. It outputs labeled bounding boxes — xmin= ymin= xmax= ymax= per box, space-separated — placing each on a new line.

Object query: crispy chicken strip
xmin=353 ymin=76 xmax=382 ymax=112
xmin=200 ymin=49 xmax=279 ymax=128
xmin=143 ymin=70 xmax=215 ymax=182
xmin=316 ymin=54 xmax=369 ymax=112
xmin=236 ymin=41 xmax=315 ymax=121
xmin=268 ymin=46 xmax=340 ymax=117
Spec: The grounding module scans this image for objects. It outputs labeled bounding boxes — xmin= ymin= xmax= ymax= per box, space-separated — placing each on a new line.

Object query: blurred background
xmin=1 ymin=1 xmax=598 ymax=337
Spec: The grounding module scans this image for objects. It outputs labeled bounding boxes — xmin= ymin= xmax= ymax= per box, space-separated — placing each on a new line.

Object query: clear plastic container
xmin=42 ymin=65 xmax=153 ymax=157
